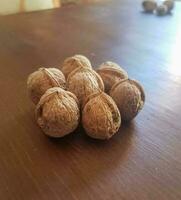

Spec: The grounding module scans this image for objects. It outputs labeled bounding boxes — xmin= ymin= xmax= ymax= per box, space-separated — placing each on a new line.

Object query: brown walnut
xmin=110 ymin=79 xmax=145 ymax=121
xmin=61 ymin=55 xmax=92 ymax=78
xmin=27 ymin=68 xmax=66 ymax=105
xmin=67 ymin=67 xmax=104 ymax=105
xmin=97 ymin=61 xmax=128 ymax=93
xmin=82 ymin=92 xmax=121 ymax=140
xmin=35 ymin=87 xmax=80 ymax=138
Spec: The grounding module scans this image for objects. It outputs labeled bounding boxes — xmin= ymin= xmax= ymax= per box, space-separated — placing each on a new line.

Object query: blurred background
xmin=0 ymin=0 xmax=100 ymax=15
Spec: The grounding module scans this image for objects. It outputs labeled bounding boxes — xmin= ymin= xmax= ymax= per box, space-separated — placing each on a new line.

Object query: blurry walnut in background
xmin=163 ymin=0 xmax=174 ymax=13
xmin=61 ymin=55 xmax=92 ymax=78
xmin=156 ymin=5 xmax=168 ymax=15
xmin=110 ymin=79 xmax=145 ymax=121
xmin=67 ymin=67 xmax=104 ymax=105
xmin=97 ymin=61 xmax=128 ymax=93
xmin=142 ymin=0 xmax=157 ymax=12
xmin=82 ymin=92 xmax=121 ymax=140
xmin=27 ymin=68 xmax=66 ymax=104
xmin=35 ymin=87 xmax=80 ymax=138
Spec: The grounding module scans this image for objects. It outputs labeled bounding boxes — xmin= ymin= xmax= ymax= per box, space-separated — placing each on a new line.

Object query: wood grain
xmin=0 ymin=0 xmax=181 ymax=199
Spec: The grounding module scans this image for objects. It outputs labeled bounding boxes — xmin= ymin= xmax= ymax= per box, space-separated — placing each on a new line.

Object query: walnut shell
xmin=98 ymin=61 xmax=121 ymax=70
xmin=27 ymin=68 xmax=66 ymax=105
xmin=110 ymin=79 xmax=145 ymax=121
xmin=61 ymin=55 xmax=92 ymax=78
xmin=67 ymin=67 xmax=104 ymax=105
xmin=142 ymin=0 xmax=157 ymax=12
xmin=35 ymin=87 xmax=80 ymax=138
xmin=156 ymin=5 xmax=168 ymax=15
xmin=82 ymin=92 xmax=121 ymax=140
xmin=97 ymin=61 xmax=128 ymax=93
xmin=163 ymin=0 xmax=174 ymax=12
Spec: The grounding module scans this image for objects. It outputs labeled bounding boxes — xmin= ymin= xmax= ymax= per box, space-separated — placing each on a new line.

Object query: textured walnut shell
xmin=97 ymin=61 xmax=128 ymax=93
xmin=61 ymin=55 xmax=92 ymax=78
xmin=163 ymin=0 xmax=174 ymax=12
xmin=98 ymin=61 xmax=121 ymax=70
xmin=110 ymin=79 xmax=145 ymax=121
xmin=27 ymin=68 xmax=66 ymax=105
xmin=67 ymin=67 xmax=104 ymax=105
xmin=156 ymin=5 xmax=168 ymax=16
xmin=142 ymin=0 xmax=157 ymax=12
xmin=35 ymin=87 xmax=80 ymax=138
xmin=82 ymin=92 xmax=121 ymax=140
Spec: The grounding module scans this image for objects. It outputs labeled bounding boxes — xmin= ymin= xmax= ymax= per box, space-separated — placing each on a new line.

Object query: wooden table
xmin=0 ymin=1 xmax=181 ymax=199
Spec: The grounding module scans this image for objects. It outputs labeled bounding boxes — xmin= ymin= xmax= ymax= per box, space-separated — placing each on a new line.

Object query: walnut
xmin=35 ymin=87 xmax=80 ymax=138
xmin=98 ymin=61 xmax=121 ymax=70
xmin=97 ymin=61 xmax=128 ymax=93
xmin=82 ymin=92 xmax=121 ymax=140
xmin=67 ymin=67 xmax=104 ymax=105
xmin=61 ymin=55 xmax=92 ymax=78
xmin=110 ymin=79 xmax=145 ymax=121
xmin=163 ymin=0 xmax=174 ymax=12
xmin=142 ymin=0 xmax=157 ymax=12
xmin=156 ymin=5 xmax=168 ymax=15
xmin=27 ymin=68 xmax=66 ymax=105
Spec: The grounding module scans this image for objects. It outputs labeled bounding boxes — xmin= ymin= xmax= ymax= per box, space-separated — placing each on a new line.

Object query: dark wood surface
xmin=0 ymin=1 xmax=181 ymax=199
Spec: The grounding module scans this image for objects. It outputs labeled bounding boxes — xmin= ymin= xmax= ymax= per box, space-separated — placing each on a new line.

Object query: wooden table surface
xmin=0 ymin=1 xmax=181 ymax=199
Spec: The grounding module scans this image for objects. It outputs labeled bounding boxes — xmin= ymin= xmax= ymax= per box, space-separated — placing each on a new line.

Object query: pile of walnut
xmin=142 ymin=0 xmax=174 ymax=16
xmin=27 ymin=55 xmax=145 ymax=140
